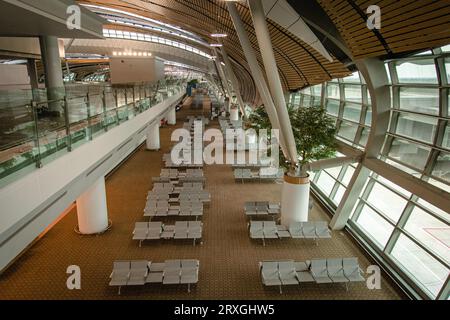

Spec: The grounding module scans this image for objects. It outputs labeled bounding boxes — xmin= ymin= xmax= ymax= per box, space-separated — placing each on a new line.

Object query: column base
xmin=74 ymin=219 xmax=113 ymax=235
xmin=280 ymin=174 xmax=311 ymax=226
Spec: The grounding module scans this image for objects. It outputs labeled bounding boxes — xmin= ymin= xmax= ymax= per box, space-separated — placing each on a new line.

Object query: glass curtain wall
xmin=290 ymin=47 xmax=449 ymax=300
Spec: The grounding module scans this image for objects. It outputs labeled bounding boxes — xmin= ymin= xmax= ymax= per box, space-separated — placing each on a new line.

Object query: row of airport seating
xmin=234 ymin=168 xmax=284 ymax=183
xmin=132 ymin=221 xmax=203 ymax=246
xmin=244 ymin=201 xmax=281 ymax=218
xmin=259 ymin=258 xmax=365 ymax=293
xmin=109 ymin=259 xmax=200 ymax=295
xmin=249 ymin=221 xmax=331 ymax=246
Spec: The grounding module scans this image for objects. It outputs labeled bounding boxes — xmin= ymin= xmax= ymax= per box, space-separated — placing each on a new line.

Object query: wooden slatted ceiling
xmin=318 ymin=0 xmax=450 ymax=59
xmin=80 ymin=0 xmax=350 ymax=102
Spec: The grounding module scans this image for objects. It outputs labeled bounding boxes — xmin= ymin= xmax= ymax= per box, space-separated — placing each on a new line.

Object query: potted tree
xmin=246 ymin=104 xmax=337 ymax=223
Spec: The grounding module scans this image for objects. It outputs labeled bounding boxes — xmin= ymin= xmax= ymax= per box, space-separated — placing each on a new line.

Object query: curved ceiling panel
xmin=317 ymin=0 xmax=450 ymax=59
xmin=78 ymin=0 xmax=351 ymax=100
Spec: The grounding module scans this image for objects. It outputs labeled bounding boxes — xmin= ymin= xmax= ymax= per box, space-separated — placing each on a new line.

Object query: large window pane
xmin=443 ymin=124 xmax=450 ymax=150
xmin=365 ymin=107 xmax=372 ymax=126
xmin=377 ymin=175 xmax=412 ymax=197
xmin=343 ymin=102 xmax=362 ymax=122
xmin=327 ymin=83 xmax=340 ymax=99
xmin=344 ymin=84 xmax=362 ymax=103
xmin=399 ymin=87 xmax=440 ymax=115
xmin=342 ymin=166 xmax=355 ymax=186
xmin=359 ymin=128 xmax=370 ymax=146
xmin=342 ymin=72 xmax=360 ymax=83
xmin=395 ymin=112 xmax=438 ymax=143
xmin=338 ymin=121 xmax=358 ymax=142
xmin=388 ymin=137 xmax=431 ymax=171
xmin=385 ymin=63 xmax=391 ymax=84
xmin=293 ymin=93 xmax=301 ymax=106
xmin=396 ymin=59 xmax=438 ymax=84
xmin=303 ymin=95 xmax=311 ymax=107
xmin=326 ymin=99 xmax=340 ymax=116
xmin=316 ymin=171 xmax=336 ymax=196
xmin=311 ymin=84 xmax=322 ymax=97
xmin=404 ymin=206 xmax=450 ymax=264
xmin=333 ymin=185 xmax=346 ymax=205
xmin=445 ymin=58 xmax=450 ymax=84
xmin=416 ymin=198 xmax=450 ymax=224
xmin=324 ymin=166 xmax=341 ymax=179
xmin=391 ymin=234 xmax=449 ymax=298
xmin=431 ymin=150 xmax=450 ymax=184
xmin=355 ymin=204 xmax=394 ymax=248
xmin=366 ymin=182 xmax=407 ymax=223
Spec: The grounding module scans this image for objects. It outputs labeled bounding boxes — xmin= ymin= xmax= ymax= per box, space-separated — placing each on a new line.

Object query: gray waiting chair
xmin=310 ymin=259 xmax=333 ymax=284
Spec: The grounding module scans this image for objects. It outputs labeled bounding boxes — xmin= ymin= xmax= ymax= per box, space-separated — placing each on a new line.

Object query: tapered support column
xmin=281 ymin=175 xmax=310 ymax=226
xmin=167 ymin=107 xmax=176 ymax=125
xmin=221 ymin=47 xmax=246 ymax=119
xmin=230 ymin=106 xmax=239 ymax=121
xmin=212 ymin=48 xmax=232 ymax=105
xmin=39 ymin=36 xmax=65 ymax=114
xmin=227 ymin=2 xmax=288 ymax=159
xmin=146 ymin=122 xmax=160 ymax=150
xmin=248 ymin=0 xmax=298 ymax=165
xmin=76 ymin=177 xmax=109 ymax=234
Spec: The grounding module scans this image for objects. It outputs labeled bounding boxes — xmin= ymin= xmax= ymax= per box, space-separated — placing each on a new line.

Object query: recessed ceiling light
xmin=211 ymin=33 xmax=227 ymax=37
xmin=210 ymin=43 xmax=223 ymax=47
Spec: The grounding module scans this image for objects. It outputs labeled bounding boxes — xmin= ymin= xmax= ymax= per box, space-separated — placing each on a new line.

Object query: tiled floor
xmin=0 ymin=95 xmax=404 ymax=300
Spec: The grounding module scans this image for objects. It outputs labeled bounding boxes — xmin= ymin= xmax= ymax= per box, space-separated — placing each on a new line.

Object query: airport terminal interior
xmin=0 ymin=0 xmax=449 ymax=301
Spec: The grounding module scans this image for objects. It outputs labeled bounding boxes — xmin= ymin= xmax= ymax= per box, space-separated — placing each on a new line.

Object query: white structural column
xmin=39 ymin=35 xmax=65 ymax=113
xmin=76 ymin=177 xmax=109 ymax=234
xmin=167 ymin=107 xmax=176 ymax=125
xmin=248 ymin=0 xmax=298 ymax=164
xmin=248 ymin=0 xmax=306 ymax=224
xmin=212 ymin=48 xmax=233 ymax=111
xmin=146 ymin=121 xmax=160 ymax=150
xmin=220 ymin=47 xmax=247 ymax=119
xmin=330 ymin=58 xmax=391 ymax=230
xmin=227 ymin=2 xmax=288 ymax=158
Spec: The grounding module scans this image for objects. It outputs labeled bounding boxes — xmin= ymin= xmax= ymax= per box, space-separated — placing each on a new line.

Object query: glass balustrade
xmin=0 ymin=79 xmax=186 ymax=187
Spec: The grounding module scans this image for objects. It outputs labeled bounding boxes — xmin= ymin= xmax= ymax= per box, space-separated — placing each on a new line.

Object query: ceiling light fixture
xmin=210 ymin=33 xmax=227 ymax=38
xmin=210 ymin=43 xmax=223 ymax=47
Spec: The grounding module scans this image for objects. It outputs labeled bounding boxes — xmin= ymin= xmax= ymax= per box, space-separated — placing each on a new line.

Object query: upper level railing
xmin=0 ymin=79 xmax=186 ymax=187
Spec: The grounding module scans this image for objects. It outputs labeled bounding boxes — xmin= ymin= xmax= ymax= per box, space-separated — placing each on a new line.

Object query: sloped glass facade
xmin=290 ymin=47 xmax=450 ymax=300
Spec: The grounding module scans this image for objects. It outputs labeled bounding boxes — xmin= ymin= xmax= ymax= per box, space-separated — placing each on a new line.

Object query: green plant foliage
xmin=292 ymin=106 xmax=337 ymax=166
xmin=245 ymin=104 xmax=337 ymax=173
xmin=187 ymin=79 xmax=199 ymax=86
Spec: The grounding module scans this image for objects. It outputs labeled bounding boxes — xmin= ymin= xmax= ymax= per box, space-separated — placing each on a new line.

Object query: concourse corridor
xmin=0 ymin=93 xmax=402 ymax=300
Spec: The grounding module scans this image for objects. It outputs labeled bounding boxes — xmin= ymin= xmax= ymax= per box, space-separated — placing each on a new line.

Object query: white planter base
xmin=281 ymin=174 xmax=310 ymax=226
xmin=146 ymin=122 xmax=160 ymax=150
xmin=76 ymin=177 xmax=109 ymax=234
